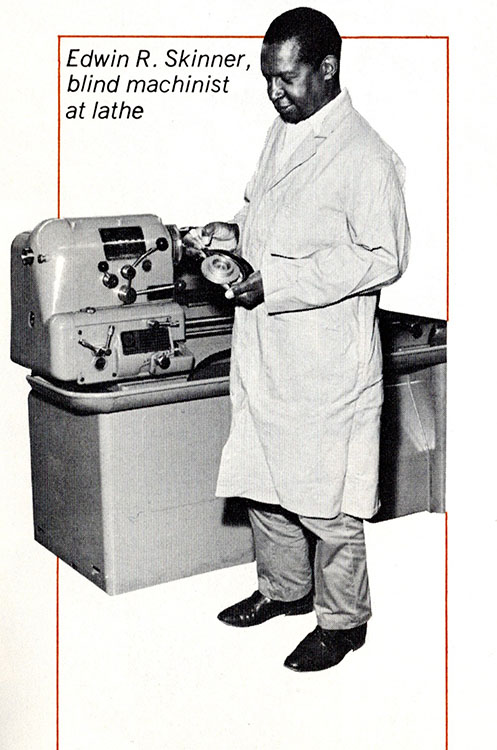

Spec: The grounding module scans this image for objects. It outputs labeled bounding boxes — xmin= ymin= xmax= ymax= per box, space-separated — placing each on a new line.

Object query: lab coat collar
xmin=312 ymin=88 xmax=353 ymax=138
xmin=266 ymin=88 xmax=353 ymax=191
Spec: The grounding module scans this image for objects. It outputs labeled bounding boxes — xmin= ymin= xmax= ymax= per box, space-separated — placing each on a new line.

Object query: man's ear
xmin=320 ymin=55 xmax=338 ymax=81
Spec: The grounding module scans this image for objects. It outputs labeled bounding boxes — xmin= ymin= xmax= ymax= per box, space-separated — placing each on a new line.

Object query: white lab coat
xmin=216 ymin=90 xmax=409 ymax=519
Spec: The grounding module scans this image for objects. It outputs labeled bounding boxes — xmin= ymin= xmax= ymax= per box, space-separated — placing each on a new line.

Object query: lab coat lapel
xmin=266 ymin=130 xmax=318 ymax=191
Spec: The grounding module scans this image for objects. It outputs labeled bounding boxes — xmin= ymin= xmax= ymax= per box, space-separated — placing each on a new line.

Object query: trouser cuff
xmin=316 ymin=613 xmax=371 ymax=630
xmin=258 ymin=578 xmax=312 ymax=603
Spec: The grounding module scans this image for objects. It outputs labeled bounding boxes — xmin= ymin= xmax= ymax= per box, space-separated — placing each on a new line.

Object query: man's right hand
xmin=181 ymin=222 xmax=239 ymax=257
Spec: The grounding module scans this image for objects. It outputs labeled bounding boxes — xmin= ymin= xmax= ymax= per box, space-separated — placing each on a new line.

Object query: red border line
xmin=446 ymin=38 xmax=450 ymax=322
xmin=445 ymin=52 xmax=449 ymax=743
xmin=56 ymin=558 xmax=59 ymax=750
xmin=58 ymin=34 xmax=449 ymax=39
xmin=445 ymin=512 xmax=449 ymax=749
xmin=56 ymin=39 xmax=61 ymax=750
xmin=59 ymin=35 xmax=264 ymax=39
xmin=56 ymin=34 xmax=450 ymax=750
xmin=57 ymin=36 xmax=61 ymax=220
xmin=344 ymin=35 xmax=448 ymax=39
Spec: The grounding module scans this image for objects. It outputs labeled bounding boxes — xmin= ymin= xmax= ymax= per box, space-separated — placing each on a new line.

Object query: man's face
xmin=260 ymin=38 xmax=330 ymax=123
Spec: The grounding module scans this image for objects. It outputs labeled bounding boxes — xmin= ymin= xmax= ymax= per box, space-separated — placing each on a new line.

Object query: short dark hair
xmin=263 ymin=7 xmax=341 ymax=70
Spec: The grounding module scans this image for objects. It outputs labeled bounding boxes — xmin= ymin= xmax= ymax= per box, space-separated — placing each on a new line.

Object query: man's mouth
xmin=275 ymin=101 xmax=295 ymax=112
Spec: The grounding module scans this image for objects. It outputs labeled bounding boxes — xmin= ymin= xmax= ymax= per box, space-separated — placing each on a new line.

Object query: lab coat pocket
xmin=269 ymin=202 xmax=350 ymax=259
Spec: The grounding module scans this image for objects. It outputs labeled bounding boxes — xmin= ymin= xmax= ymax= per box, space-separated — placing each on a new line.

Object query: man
xmin=184 ymin=7 xmax=409 ymax=672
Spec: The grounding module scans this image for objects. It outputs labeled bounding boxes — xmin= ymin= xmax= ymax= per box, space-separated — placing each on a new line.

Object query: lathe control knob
xmin=98 ymin=260 xmax=118 ymax=288
xmin=120 ymin=264 xmax=136 ymax=280
xmin=94 ymin=357 xmax=107 ymax=371
xmin=156 ymin=237 xmax=169 ymax=251
xmin=175 ymin=279 xmax=187 ymax=294
xmin=156 ymin=353 xmax=171 ymax=370
xmin=103 ymin=273 xmax=118 ymax=289
xmin=118 ymin=285 xmax=138 ymax=305
xmin=21 ymin=248 xmax=35 ymax=266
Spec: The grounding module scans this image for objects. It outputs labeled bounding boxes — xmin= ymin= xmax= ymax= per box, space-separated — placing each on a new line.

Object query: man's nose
xmin=268 ymin=77 xmax=283 ymax=101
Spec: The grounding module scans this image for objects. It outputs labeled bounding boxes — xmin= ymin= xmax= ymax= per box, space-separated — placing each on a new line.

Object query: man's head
xmin=261 ymin=7 xmax=342 ymax=123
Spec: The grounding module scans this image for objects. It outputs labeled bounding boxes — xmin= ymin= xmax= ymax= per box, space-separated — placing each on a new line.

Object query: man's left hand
xmin=225 ymin=270 xmax=264 ymax=309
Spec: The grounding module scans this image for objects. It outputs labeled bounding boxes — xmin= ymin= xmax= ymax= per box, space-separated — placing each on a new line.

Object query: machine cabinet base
xmin=28 ymin=391 xmax=254 ymax=595
xmin=27 ymin=357 xmax=446 ymax=593
xmin=376 ymin=362 xmax=446 ymax=521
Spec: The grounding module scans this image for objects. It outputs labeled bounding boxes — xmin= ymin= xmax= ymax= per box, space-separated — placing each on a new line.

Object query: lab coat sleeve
xmin=233 ymin=119 xmax=281 ymax=245
xmin=262 ymin=159 xmax=410 ymax=314
xmin=232 ymin=176 xmax=254 ymax=239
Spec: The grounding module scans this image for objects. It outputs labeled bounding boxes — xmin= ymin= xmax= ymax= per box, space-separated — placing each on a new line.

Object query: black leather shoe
xmin=217 ymin=590 xmax=313 ymax=627
xmin=284 ymin=623 xmax=367 ymax=672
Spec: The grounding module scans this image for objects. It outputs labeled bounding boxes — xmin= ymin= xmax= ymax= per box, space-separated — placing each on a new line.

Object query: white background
xmin=1 ymin=1 xmax=496 ymax=749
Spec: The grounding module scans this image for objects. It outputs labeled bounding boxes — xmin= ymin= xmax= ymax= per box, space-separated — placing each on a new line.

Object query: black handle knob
xmin=102 ymin=273 xmax=118 ymax=289
xmin=118 ymin=285 xmax=137 ymax=305
xmin=175 ymin=279 xmax=187 ymax=294
xmin=156 ymin=353 xmax=171 ymax=370
xmin=98 ymin=260 xmax=109 ymax=273
xmin=156 ymin=237 xmax=169 ymax=251
xmin=94 ymin=357 xmax=107 ymax=371
xmin=121 ymin=264 xmax=136 ymax=280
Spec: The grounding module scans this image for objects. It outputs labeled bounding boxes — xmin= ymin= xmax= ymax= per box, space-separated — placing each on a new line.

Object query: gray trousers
xmin=248 ymin=502 xmax=371 ymax=630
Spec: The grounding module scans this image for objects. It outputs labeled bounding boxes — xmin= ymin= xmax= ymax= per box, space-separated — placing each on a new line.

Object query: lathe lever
xmin=117 ymin=238 xmax=171 ymax=304
xmin=130 ymin=236 xmax=169 ymax=270
xmin=104 ymin=325 xmax=115 ymax=352
xmin=118 ymin=264 xmax=138 ymax=304
xmin=78 ymin=325 xmax=115 ymax=358
xmin=78 ymin=339 xmax=101 ymax=356
xmin=97 ymin=261 xmax=118 ymax=289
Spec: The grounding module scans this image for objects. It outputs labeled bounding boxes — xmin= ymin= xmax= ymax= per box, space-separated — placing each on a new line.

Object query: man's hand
xmin=225 ymin=270 xmax=264 ymax=309
xmin=181 ymin=222 xmax=239 ymax=258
